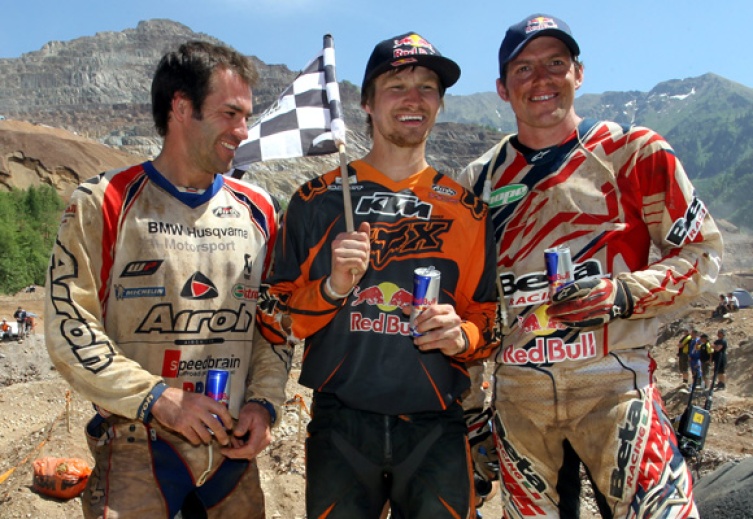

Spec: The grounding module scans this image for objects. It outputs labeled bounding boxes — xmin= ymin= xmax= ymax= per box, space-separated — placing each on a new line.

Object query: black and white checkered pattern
xmin=232 ymin=35 xmax=345 ymax=175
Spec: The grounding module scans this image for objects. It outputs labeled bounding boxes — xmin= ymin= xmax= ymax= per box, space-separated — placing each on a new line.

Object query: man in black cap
xmin=257 ymin=32 xmax=499 ymax=518
xmin=459 ymin=13 xmax=723 ymax=518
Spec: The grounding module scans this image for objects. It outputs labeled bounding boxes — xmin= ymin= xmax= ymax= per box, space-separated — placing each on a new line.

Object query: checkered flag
xmin=231 ymin=34 xmax=346 ymax=176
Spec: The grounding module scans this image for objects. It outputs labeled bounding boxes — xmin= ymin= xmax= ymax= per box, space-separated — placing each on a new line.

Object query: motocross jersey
xmin=257 ymin=160 xmax=499 ymax=415
xmin=458 ymin=119 xmax=720 ymax=518
xmin=45 ymin=162 xmax=290 ymax=422
xmin=459 ymin=119 xmax=723 ymax=366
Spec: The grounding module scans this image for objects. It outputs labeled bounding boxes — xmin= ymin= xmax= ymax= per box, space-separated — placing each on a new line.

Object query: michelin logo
xmin=114 ymin=284 xmax=166 ymax=300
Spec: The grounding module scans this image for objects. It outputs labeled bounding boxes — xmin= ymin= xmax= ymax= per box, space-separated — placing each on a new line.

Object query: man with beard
xmin=257 ymin=32 xmax=499 ymax=518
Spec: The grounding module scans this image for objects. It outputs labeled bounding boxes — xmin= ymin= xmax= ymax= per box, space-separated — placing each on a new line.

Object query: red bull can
xmin=410 ymin=266 xmax=441 ymax=337
xmin=544 ymin=246 xmax=574 ymax=298
xmin=205 ymin=369 xmax=230 ymax=426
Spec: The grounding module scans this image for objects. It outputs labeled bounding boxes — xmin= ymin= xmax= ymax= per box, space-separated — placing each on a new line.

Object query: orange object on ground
xmin=32 ymin=457 xmax=91 ymax=500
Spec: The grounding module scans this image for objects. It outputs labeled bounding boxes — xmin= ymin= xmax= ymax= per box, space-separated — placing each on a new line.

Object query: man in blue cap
xmin=257 ymin=31 xmax=499 ymax=518
xmin=459 ymin=13 xmax=722 ymax=518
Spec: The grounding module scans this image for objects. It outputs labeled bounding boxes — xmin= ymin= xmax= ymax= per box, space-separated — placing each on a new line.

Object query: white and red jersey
xmin=459 ymin=119 xmax=718 ymax=517
xmin=459 ymin=119 xmax=723 ymax=365
xmin=45 ymin=162 xmax=289 ymax=421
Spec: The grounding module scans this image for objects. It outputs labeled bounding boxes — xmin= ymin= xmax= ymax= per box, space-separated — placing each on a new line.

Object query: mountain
xmin=439 ymin=75 xmax=753 ymax=230
xmin=1 ymin=19 xmax=752 ymax=229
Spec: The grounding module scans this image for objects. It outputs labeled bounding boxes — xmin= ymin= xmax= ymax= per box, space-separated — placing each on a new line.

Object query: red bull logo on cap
xmin=393 ymin=34 xmax=435 ymax=59
xmin=526 ymin=16 xmax=559 ymax=34
xmin=394 ymin=34 xmax=434 ymax=50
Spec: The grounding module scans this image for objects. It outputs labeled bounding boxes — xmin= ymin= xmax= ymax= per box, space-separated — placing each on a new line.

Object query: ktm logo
xmin=181 ymin=272 xmax=218 ymax=300
xmin=355 ymin=192 xmax=432 ymax=220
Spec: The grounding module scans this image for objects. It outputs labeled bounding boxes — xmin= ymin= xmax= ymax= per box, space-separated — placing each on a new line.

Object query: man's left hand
xmin=547 ymin=278 xmax=633 ymax=328
xmin=220 ymin=401 xmax=272 ymax=460
xmin=411 ymin=304 xmax=467 ymax=356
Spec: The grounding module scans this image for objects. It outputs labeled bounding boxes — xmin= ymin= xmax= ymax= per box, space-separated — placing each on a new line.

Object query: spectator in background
xmin=726 ymin=292 xmax=739 ymax=312
xmin=713 ymin=329 xmax=728 ymax=391
xmin=13 ymin=307 xmax=26 ymax=340
xmin=697 ymin=333 xmax=714 ymax=389
xmin=712 ymin=293 xmax=729 ymax=318
xmin=0 ymin=318 xmax=10 ymax=339
xmin=677 ymin=328 xmax=693 ymax=386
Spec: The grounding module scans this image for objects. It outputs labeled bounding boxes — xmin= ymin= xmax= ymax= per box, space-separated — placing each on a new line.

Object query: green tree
xmin=0 ymin=186 xmax=65 ymax=294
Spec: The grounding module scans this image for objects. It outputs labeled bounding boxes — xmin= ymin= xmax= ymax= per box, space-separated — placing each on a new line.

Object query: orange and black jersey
xmin=258 ymin=160 xmax=498 ymax=415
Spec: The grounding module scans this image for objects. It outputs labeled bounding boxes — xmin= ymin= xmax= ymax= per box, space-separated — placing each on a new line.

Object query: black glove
xmin=547 ymin=278 xmax=633 ymax=328
xmin=465 ymin=408 xmax=499 ymax=485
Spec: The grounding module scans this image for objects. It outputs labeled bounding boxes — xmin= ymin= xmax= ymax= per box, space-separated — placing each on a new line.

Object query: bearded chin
xmin=384 ymin=130 xmax=430 ymax=148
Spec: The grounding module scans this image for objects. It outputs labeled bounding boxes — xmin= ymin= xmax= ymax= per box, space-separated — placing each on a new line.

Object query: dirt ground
xmin=1 ymin=288 xmax=751 ymax=519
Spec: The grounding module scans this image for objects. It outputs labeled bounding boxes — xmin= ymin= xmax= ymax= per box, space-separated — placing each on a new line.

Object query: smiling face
xmin=363 ymin=66 xmax=442 ymax=149
xmin=183 ymin=67 xmax=253 ymax=178
xmin=497 ymin=36 xmax=583 ymax=148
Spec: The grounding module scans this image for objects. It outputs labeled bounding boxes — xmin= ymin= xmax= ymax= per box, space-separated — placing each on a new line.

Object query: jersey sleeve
xmin=244 ymin=326 xmax=293 ymax=426
xmin=45 ymin=178 xmax=165 ymax=421
xmin=256 ymin=181 xmax=345 ymax=345
xmin=455 ymin=202 xmax=501 ymax=361
xmin=617 ymin=129 xmax=723 ymax=318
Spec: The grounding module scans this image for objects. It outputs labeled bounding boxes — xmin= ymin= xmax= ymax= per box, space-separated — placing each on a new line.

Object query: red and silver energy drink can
xmin=410 ymin=266 xmax=441 ymax=337
xmin=205 ymin=369 xmax=230 ymax=425
xmin=544 ymin=246 xmax=574 ymax=298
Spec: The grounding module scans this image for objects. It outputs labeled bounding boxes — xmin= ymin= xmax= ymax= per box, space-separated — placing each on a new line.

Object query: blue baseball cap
xmin=498 ymin=14 xmax=580 ymax=78
xmin=362 ymin=32 xmax=460 ymax=92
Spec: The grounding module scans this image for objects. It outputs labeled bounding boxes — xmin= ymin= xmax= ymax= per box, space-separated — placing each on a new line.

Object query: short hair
xmin=360 ymin=66 xmax=447 ymax=138
xmin=151 ymin=40 xmax=258 ymax=137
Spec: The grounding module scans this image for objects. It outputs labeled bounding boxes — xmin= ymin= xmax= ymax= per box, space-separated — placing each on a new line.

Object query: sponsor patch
xmin=120 ymin=260 xmax=163 ymax=277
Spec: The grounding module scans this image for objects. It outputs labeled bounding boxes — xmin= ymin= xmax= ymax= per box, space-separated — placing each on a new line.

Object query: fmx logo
xmin=120 ymin=260 xmax=163 ymax=277
xmin=355 ymin=192 xmax=432 ymax=220
xmin=181 ymin=272 xmax=218 ymax=300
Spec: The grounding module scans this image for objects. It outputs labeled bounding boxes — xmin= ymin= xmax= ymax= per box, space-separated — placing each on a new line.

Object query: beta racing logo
xmin=350 ymin=282 xmax=412 ymax=336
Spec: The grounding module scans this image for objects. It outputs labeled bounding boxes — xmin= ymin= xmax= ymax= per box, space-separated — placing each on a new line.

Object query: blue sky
xmin=2 ymin=1 xmax=752 ymax=97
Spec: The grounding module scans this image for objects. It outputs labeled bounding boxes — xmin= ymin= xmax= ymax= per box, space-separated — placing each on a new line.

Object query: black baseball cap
xmin=498 ymin=14 xmax=580 ymax=77
xmin=362 ymin=32 xmax=460 ymax=92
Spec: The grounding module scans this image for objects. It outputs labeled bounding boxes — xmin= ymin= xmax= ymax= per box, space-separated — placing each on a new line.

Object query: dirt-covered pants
xmin=492 ymin=348 xmax=699 ymax=518
xmin=83 ymin=415 xmax=265 ymax=519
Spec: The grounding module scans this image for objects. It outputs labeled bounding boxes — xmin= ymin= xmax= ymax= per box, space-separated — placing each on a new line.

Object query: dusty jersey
xmin=45 ymin=162 xmax=288 ymax=420
xmin=258 ymin=160 xmax=499 ymax=415
xmin=459 ymin=119 xmax=723 ymax=366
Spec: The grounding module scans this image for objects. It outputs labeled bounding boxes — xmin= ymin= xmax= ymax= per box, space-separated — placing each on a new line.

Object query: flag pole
xmin=338 ymin=144 xmax=354 ymax=232
xmin=322 ymin=34 xmax=354 ymax=233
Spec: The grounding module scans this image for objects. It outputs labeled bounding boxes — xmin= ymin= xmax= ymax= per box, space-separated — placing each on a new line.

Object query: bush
xmin=0 ymin=186 xmax=65 ymax=294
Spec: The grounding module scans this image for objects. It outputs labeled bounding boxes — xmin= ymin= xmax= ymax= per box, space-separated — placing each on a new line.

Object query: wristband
xmin=139 ymin=381 xmax=168 ymax=423
xmin=455 ymin=331 xmax=469 ymax=356
xmin=247 ymin=398 xmax=277 ymax=426
xmin=325 ymin=276 xmax=353 ymax=300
